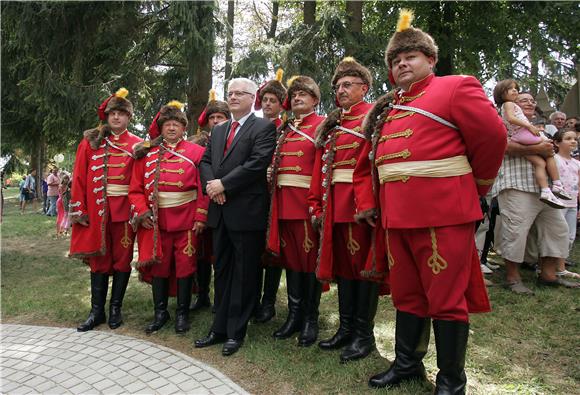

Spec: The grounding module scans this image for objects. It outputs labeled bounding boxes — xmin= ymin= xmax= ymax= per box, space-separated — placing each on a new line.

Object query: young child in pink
xmin=494 ymin=79 xmax=571 ymax=208
xmin=553 ymin=130 xmax=580 ymax=279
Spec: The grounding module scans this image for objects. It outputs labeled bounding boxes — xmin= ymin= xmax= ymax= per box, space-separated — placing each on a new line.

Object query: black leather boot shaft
xmin=175 ymin=277 xmax=193 ymax=334
xmin=340 ymin=280 xmax=379 ymax=362
xmin=190 ymin=261 xmax=211 ymax=311
xmin=145 ymin=277 xmax=170 ymax=334
xmin=368 ymin=310 xmax=431 ymax=388
xmin=273 ymin=269 xmax=303 ymax=339
xmin=77 ymin=272 xmax=109 ymax=332
xmin=255 ymin=266 xmax=282 ymax=323
xmin=298 ymin=272 xmax=322 ymax=347
xmin=433 ymin=320 xmax=469 ymax=395
xmin=108 ymin=271 xmax=131 ymax=329
xmin=319 ymin=277 xmax=354 ymax=350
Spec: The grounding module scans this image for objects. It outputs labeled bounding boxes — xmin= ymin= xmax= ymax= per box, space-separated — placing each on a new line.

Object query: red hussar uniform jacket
xmin=267 ymin=112 xmax=325 ymax=256
xmin=69 ymin=127 xmax=142 ymax=259
xmin=129 ymin=138 xmax=209 ymax=265
xmin=356 ymin=73 xmax=506 ymax=317
xmin=373 ymin=74 xmax=506 ymax=229
xmin=308 ymin=101 xmax=375 ymax=281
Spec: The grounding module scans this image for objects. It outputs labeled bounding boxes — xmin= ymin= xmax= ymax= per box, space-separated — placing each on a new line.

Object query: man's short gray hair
xmin=550 ymin=111 xmax=566 ymax=121
xmin=228 ymin=78 xmax=258 ymax=95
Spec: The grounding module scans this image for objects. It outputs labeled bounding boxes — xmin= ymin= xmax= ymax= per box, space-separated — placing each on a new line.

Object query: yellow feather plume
xmin=396 ymin=9 xmax=414 ymax=32
xmin=342 ymin=56 xmax=356 ymax=63
xmin=275 ymin=68 xmax=284 ymax=83
xmin=287 ymin=75 xmax=299 ymax=88
xmin=115 ymin=87 xmax=129 ymax=98
xmin=167 ymin=100 xmax=184 ymax=110
xmin=208 ymin=89 xmax=216 ymax=102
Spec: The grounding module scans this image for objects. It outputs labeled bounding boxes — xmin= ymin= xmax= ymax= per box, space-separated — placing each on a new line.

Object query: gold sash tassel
xmin=120 ymin=222 xmax=131 ymax=249
xmin=182 ymin=230 xmax=195 ymax=257
xmin=385 ymin=229 xmax=395 ymax=269
xmin=347 ymin=223 xmax=360 ymax=256
xmin=427 ymin=227 xmax=448 ymax=274
xmin=303 ymin=220 xmax=314 ymax=253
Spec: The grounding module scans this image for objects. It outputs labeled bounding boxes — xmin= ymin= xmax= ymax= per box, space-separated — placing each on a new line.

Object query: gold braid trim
xmin=386 ymin=111 xmax=415 ymax=121
xmin=280 ymin=150 xmax=304 ymax=157
xmin=121 ymin=222 xmax=131 ymax=249
xmin=427 ymin=227 xmax=448 ymax=274
xmin=347 ymin=223 xmax=361 ymax=256
xmin=182 ymin=230 xmax=195 ymax=257
xmin=379 ymin=129 xmax=413 ymax=142
xmin=335 ymin=142 xmax=360 ymax=151
xmin=107 ymin=152 xmax=128 ymax=157
xmin=161 ymin=158 xmax=184 ymax=163
xmin=278 ymin=166 xmax=302 ymax=172
xmin=106 ymin=163 xmax=126 ymax=168
xmin=332 ymin=158 xmax=357 ymax=168
xmin=107 ymin=174 xmax=125 ymax=180
xmin=399 ymin=91 xmax=426 ymax=103
xmin=385 ymin=229 xmax=395 ymax=269
xmin=160 ymin=168 xmax=184 ymax=174
xmin=374 ymin=149 xmax=411 ymax=165
xmin=284 ymin=136 xmax=306 ymax=142
xmin=158 ymin=180 xmax=183 ymax=188
xmin=303 ymin=220 xmax=314 ymax=253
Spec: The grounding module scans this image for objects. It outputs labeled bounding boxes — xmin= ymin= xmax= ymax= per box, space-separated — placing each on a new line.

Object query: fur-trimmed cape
xmin=83 ymin=124 xmax=112 ymax=150
xmin=314 ymin=108 xmax=342 ymax=148
xmin=133 ymin=136 xmax=164 ymax=159
xmin=362 ymin=91 xmax=396 ymax=140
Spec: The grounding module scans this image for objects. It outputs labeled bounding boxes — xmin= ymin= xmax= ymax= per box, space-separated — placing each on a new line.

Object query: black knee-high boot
xmin=368 ymin=310 xmax=431 ymax=388
xmin=340 ymin=280 xmax=379 ymax=362
xmin=77 ymin=272 xmax=109 ymax=332
xmin=175 ymin=276 xmax=193 ymax=334
xmin=319 ymin=276 xmax=354 ymax=350
xmin=273 ymin=269 xmax=303 ymax=339
xmin=145 ymin=277 xmax=170 ymax=334
xmin=433 ymin=320 xmax=469 ymax=395
xmin=297 ymin=272 xmax=322 ymax=347
xmin=255 ymin=266 xmax=283 ymax=323
xmin=108 ymin=271 xmax=131 ymax=329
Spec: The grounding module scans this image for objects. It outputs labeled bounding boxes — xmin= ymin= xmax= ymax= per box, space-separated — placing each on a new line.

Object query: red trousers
xmin=149 ymin=229 xmax=198 ymax=279
xmin=89 ymin=221 xmax=135 ymax=274
xmin=279 ymin=220 xmax=319 ymax=273
xmin=332 ymin=222 xmax=371 ymax=280
xmin=388 ymin=223 xmax=490 ymax=322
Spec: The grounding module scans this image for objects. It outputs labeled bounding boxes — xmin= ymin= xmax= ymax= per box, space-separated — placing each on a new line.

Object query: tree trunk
xmin=304 ymin=1 xmax=315 ymax=26
xmin=428 ymin=2 xmax=454 ymax=76
xmin=224 ymin=0 xmax=235 ymax=98
xmin=267 ymin=1 xmax=279 ymax=39
xmin=345 ymin=1 xmax=362 ymax=57
xmin=529 ymin=39 xmax=540 ymax=97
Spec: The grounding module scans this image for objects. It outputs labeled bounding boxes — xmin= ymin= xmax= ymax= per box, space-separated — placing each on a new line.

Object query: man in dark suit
xmin=195 ymin=77 xmax=277 ymax=356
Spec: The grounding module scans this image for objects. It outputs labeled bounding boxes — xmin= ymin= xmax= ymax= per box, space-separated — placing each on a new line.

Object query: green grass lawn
xmin=1 ymin=189 xmax=579 ymax=394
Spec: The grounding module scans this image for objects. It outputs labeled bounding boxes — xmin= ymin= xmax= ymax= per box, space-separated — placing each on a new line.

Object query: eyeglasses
xmin=516 ymin=98 xmax=537 ymax=105
xmin=332 ymin=81 xmax=366 ymax=91
xmin=227 ymin=91 xmax=254 ymax=98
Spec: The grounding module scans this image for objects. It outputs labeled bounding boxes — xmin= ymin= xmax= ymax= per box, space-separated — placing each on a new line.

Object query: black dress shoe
xmin=222 ymin=339 xmax=244 ymax=356
xmin=254 ymin=303 xmax=276 ymax=323
xmin=194 ymin=331 xmax=227 ymax=348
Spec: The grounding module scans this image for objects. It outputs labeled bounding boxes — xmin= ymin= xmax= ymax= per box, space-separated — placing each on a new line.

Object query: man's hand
xmin=142 ymin=216 xmax=154 ymax=229
xmin=212 ymin=192 xmax=226 ymax=205
xmin=77 ymin=218 xmax=89 ymax=227
xmin=193 ymin=221 xmax=206 ymax=235
xmin=206 ymin=179 xmax=225 ymax=199
xmin=533 ymin=141 xmax=555 ymax=158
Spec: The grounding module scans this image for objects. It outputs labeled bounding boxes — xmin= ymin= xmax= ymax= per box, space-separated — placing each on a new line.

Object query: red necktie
xmin=224 ymin=121 xmax=239 ymax=154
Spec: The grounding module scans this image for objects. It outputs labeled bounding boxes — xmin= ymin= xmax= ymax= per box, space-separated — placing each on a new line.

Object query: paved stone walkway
xmin=0 ymin=324 xmax=248 ymax=394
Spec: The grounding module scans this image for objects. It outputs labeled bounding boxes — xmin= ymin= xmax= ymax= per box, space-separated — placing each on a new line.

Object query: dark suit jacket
xmin=200 ymin=113 xmax=276 ymax=231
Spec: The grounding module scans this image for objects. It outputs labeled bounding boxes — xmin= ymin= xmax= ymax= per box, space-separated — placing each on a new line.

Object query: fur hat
xmin=98 ymin=88 xmax=134 ymax=121
xmin=385 ymin=10 xmax=438 ymax=69
xmin=149 ymin=100 xmax=187 ymax=140
xmin=283 ymin=76 xmax=320 ymax=110
xmin=332 ymin=57 xmax=373 ymax=89
xmin=198 ymin=89 xmax=230 ymax=127
xmin=255 ymin=68 xmax=287 ymax=110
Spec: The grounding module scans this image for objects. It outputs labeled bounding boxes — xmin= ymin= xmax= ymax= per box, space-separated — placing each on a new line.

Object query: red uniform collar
xmin=397 ymin=74 xmax=434 ymax=103
xmin=342 ymin=101 xmax=370 ymax=116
